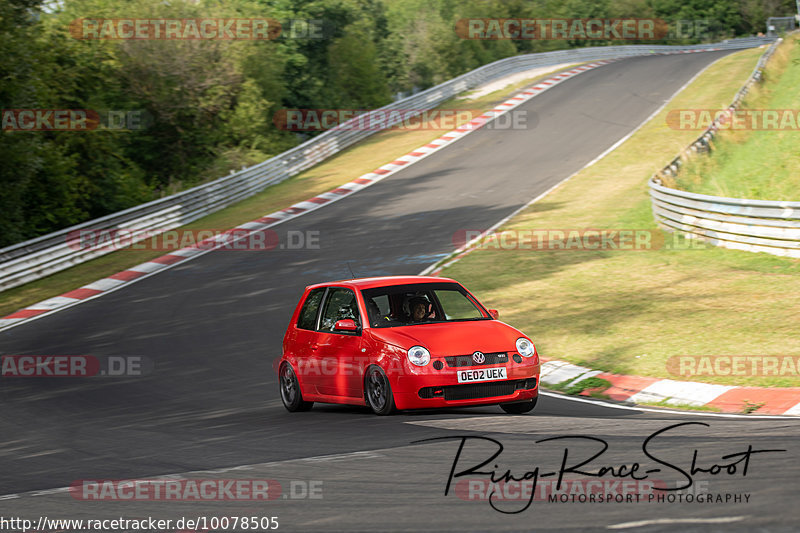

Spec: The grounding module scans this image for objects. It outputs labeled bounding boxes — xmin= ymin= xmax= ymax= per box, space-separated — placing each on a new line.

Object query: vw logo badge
xmin=472 ymin=351 xmax=485 ymax=364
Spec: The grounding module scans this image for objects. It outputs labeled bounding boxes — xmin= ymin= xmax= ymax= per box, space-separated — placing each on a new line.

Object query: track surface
xmin=2 ymin=51 xmax=798 ymax=531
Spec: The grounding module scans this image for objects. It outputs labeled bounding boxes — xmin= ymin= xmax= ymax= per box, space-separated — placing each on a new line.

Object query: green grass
xmin=672 ymin=35 xmax=800 ymax=200
xmin=438 ymin=45 xmax=800 ymax=388
xmin=638 ymin=400 xmax=723 ymax=413
xmin=546 ymin=377 xmax=612 ymax=396
xmin=741 ymin=399 xmax=767 ymax=414
xmin=0 ymin=64 xmax=578 ymax=318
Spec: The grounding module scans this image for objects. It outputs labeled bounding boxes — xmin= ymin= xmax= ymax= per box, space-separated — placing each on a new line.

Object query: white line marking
xmin=607 ymin=516 xmax=748 ymax=529
xmin=539 ymin=391 xmax=800 ymax=420
xmin=300 ymin=450 xmax=384 ymax=462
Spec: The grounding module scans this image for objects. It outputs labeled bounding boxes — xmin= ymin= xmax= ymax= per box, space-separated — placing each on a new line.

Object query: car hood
xmin=368 ymin=320 xmax=525 ymax=355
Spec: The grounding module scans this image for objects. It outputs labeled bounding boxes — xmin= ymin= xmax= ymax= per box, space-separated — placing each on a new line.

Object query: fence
xmin=767 ymin=16 xmax=796 ymax=37
xmin=649 ymin=37 xmax=800 ymax=259
xmin=0 ymin=37 xmax=774 ymax=292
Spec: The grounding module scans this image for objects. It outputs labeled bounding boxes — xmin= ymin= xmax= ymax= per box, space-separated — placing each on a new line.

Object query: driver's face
xmin=411 ymin=303 xmax=426 ymax=320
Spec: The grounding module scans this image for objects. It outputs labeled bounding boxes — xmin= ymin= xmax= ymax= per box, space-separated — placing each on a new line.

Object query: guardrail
xmin=649 ymin=182 xmax=800 ymax=257
xmin=0 ymin=37 xmax=774 ymax=292
xmin=649 ymin=37 xmax=800 ymax=259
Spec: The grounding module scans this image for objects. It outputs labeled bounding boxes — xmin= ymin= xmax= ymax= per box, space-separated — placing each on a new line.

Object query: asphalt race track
xmin=1 ymin=51 xmax=798 ymax=532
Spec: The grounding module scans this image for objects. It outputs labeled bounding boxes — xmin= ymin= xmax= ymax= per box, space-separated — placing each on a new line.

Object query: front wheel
xmin=280 ymin=363 xmax=313 ymax=412
xmin=364 ymin=366 xmax=396 ymax=415
xmin=500 ymin=396 xmax=537 ymax=414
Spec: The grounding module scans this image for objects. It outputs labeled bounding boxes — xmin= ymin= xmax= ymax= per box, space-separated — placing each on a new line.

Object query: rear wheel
xmin=364 ymin=366 xmax=396 ymax=415
xmin=280 ymin=363 xmax=313 ymax=412
xmin=500 ymin=396 xmax=537 ymax=414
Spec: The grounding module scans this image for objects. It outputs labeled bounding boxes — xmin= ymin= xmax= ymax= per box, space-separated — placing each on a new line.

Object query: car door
xmin=313 ymin=287 xmax=364 ymax=398
xmin=290 ymin=287 xmax=327 ymax=395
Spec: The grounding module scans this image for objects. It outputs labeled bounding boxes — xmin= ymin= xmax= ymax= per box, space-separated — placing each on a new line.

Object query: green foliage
xmin=564 ymin=376 xmax=612 ymax=395
xmin=742 ymin=399 xmax=765 ymax=414
xmin=674 ymin=35 xmax=800 ymax=200
xmin=1 ymin=0 xmax=792 ymax=246
xmin=328 ymin=20 xmax=392 ymax=107
xmin=547 ymin=376 xmax=612 ymax=395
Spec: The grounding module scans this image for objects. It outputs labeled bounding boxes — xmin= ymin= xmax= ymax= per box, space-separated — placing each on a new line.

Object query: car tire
xmin=500 ymin=396 xmax=537 ymax=414
xmin=364 ymin=366 xmax=396 ymax=416
xmin=279 ymin=363 xmax=313 ymax=412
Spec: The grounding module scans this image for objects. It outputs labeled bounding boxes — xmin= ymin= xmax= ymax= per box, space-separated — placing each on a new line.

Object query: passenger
xmin=366 ymin=298 xmax=391 ymax=326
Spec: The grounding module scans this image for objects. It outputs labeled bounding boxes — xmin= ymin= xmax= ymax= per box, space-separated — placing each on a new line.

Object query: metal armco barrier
xmin=649 ymin=36 xmax=800 ymax=258
xmin=649 ymin=181 xmax=800 ymax=258
xmin=0 ymin=37 xmax=774 ymax=292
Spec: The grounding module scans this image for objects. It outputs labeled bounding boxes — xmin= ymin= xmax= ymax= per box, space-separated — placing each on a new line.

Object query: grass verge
xmin=673 ymin=34 xmax=800 ymax=200
xmin=545 ymin=377 xmax=612 ymax=396
xmin=0 ymin=64 xmax=578 ymax=318
xmin=438 ymin=45 xmax=800 ymax=388
xmin=637 ymin=400 xmax=723 ymax=413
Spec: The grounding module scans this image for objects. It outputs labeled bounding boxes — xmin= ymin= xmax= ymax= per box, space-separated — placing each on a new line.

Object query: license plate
xmin=457 ymin=367 xmax=507 ymax=383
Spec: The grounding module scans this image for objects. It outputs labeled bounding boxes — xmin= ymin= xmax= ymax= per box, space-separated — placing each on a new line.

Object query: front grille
xmin=445 ymin=352 xmax=508 ymax=368
xmin=418 ymin=378 xmax=536 ymax=401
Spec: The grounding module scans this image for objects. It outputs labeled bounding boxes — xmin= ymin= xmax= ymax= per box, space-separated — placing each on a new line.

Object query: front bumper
xmin=394 ymin=380 xmax=538 ymax=410
xmin=390 ymin=357 xmax=540 ymax=410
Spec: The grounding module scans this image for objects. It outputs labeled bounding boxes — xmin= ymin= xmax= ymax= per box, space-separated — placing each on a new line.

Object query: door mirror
xmin=334 ymin=319 xmax=359 ymax=332
xmin=488 ymin=309 xmax=499 ymax=320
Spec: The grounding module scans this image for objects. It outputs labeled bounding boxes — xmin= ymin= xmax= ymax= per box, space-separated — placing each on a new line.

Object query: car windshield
xmin=361 ymin=282 xmax=488 ymax=328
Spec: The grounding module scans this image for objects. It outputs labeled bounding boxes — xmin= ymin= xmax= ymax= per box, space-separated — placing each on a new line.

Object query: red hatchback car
xmin=278 ymin=276 xmax=540 ymax=415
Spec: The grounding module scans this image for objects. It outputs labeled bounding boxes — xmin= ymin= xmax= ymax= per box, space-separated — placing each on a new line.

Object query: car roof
xmin=305 ymin=275 xmax=459 ymax=291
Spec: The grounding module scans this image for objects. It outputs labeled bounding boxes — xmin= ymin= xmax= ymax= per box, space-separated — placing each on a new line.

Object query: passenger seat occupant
xmin=366 ymin=298 xmax=381 ymax=326
xmin=366 ymin=297 xmax=391 ymax=326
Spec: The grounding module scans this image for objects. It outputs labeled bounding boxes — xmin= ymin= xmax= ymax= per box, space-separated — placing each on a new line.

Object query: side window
xmin=319 ymin=288 xmax=361 ymax=333
xmin=296 ymin=288 xmax=326 ymax=330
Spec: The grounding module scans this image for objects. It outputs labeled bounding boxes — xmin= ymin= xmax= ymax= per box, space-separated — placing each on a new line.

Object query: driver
xmin=407 ymin=296 xmax=433 ymax=322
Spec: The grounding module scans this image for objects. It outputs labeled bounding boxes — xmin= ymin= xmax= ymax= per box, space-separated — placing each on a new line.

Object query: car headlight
xmin=516 ymin=337 xmax=534 ymax=357
xmin=407 ymin=346 xmax=431 ymax=366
